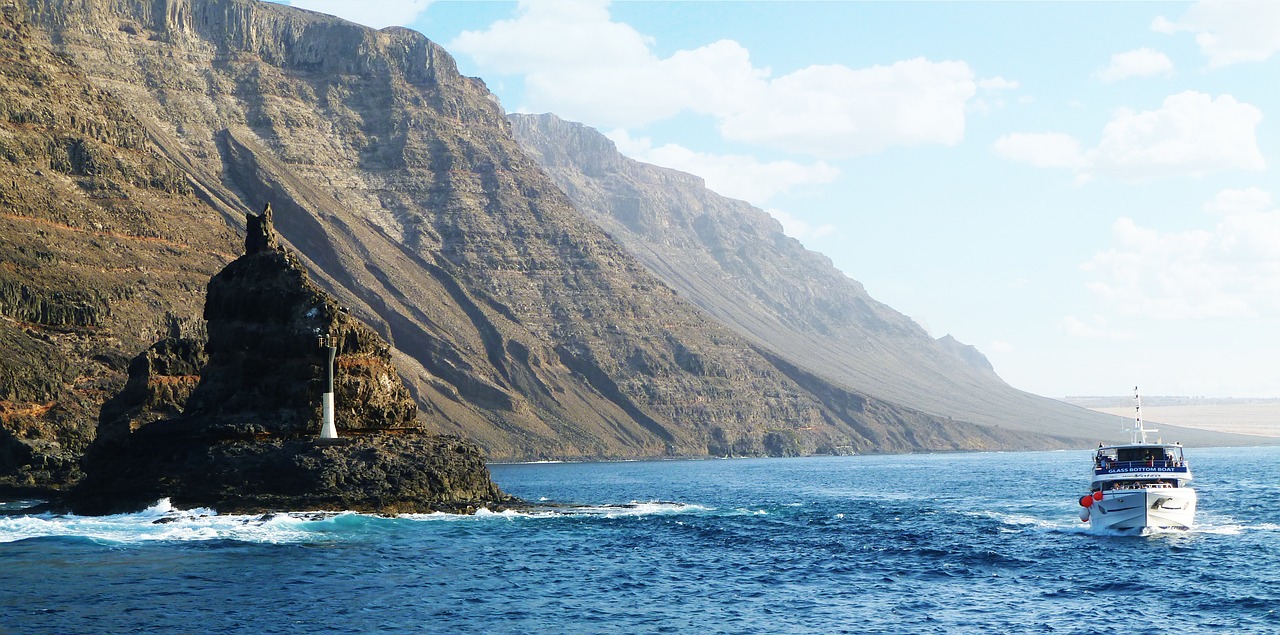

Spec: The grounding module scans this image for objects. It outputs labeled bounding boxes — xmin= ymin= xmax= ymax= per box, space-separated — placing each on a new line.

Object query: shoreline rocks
xmin=65 ymin=206 xmax=514 ymax=515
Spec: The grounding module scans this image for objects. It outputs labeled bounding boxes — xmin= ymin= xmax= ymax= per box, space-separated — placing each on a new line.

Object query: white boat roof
xmin=1095 ymin=442 xmax=1182 ymax=448
xmin=1097 ymin=442 xmax=1184 ymax=450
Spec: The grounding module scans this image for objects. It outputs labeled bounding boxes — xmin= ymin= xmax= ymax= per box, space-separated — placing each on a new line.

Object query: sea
xmin=2 ymin=446 xmax=1278 ymax=634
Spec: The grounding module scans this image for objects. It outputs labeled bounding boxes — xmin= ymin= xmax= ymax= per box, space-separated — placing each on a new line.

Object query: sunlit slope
xmin=0 ymin=0 xmax=1096 ymax=469
xmin=511 ymin=113 xmax=1260 ymax=448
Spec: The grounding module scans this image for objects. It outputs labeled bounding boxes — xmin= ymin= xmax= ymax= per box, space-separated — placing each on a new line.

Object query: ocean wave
xmin=400 ymin=500 xmax=713 ymax=521
xmin=0 ymin=499 xmax=335 ymax=545
xmin=962 ymin=508 xmax=1086 ymax=535
xmin=0 ymin=498 xmax=715 ymax=544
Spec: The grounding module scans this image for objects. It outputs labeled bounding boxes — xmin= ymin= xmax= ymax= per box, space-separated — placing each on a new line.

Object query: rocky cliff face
xmin=0 ymin=0 xmax=1107 ymax=486
xmin=508 ymin=113 xmax=1241 ymax=446
xmin=70 ymin=209 xmax=508 ymax=514
xmin=0 ymin=0 xmax=238 ymax=491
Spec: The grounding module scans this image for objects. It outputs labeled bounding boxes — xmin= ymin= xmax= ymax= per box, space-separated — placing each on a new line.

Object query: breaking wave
xmin=0 ymin=498 xmax=713 ymax=545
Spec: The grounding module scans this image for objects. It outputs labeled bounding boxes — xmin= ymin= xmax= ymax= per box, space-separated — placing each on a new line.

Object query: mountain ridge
xmin=508 ymin=112 xmax=1254 ymax=447
xmin=0 ymin=0 xmax=1250 ymax=491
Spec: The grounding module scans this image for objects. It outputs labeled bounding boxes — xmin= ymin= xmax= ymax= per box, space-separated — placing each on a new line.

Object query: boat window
xmin=1116 ymin=448 xmax=1146 ymax=462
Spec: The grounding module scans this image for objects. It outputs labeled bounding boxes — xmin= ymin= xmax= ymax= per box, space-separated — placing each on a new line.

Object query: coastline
xmin=1073 ymin=399 xmax=1280 ymax=439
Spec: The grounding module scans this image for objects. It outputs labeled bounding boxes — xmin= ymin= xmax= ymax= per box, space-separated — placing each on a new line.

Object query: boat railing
xmin=1109 ymin=481 xmax=1177 ymax=490
xmin=1094 ymin=459 xmax=1188 ymax=474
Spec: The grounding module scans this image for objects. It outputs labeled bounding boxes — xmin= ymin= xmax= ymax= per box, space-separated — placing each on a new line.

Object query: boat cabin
xmin=1091 ymin=443 xmax=1191 ymax=490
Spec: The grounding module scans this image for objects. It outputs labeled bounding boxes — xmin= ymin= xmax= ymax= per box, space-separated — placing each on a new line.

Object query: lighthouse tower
xmin=319 ymin=334 xmax=339 ymax=439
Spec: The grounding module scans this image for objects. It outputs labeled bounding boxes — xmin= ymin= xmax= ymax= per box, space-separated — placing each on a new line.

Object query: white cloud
xmin=450 ymin=1 xmax=649 ymax=74
xmin=608 ymin=130 xmax=840 ymax=205
xmin=450 ymin=2 xmax=976 ymax=159
xmin=275 ymin=0 xmax=432 ymax=29
xmin=971 ymin=76 xmax=1020 ymax=114
xmin=764 ymin=208 xmax=838 ymax=244
xmin=451 ymin=3 xmax=761 ymax=128
xmin=1093 ymin=91 xmax=1265 ymax=179
xmin=1096 ymin=48 xmax=1174 ymax=82
xmin=1059 ymin=315 xmax=1132 ymax=340
xmin=1083 ymin=190 xmax=1280 ymax=319
xmin=716 ymin=58 xmax=975 ymax=158
xmin=995 ymin=91 xmax=1265 ymax=181
xmin=1154 ymin=0 xmax=1280 ymax=68
xmin=992 ymin=132 xmax=1087 ymax=169
xmin=988 ymin=341 xmax=1014 ymax=353
xmin=978 ymin=76 xmax=1019 ymax=90
xmin=1204 ymin=187 xmax=1272 ymax=215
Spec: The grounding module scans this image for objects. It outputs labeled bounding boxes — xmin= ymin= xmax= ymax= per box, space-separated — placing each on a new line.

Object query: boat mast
xmin=1128 ymin=385 xmax=1155 ymax=444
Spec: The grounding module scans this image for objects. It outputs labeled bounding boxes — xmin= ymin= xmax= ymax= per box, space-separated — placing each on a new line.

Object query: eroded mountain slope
xmin=0 ymin=1 xmax=240 ymax=487
xmin=509 ymin=113 xmax=1246 ymax=447
xmin=2 ymin=0 xmax=1095 ymax=488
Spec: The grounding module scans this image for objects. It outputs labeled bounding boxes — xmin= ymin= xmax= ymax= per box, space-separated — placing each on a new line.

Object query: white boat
xmin=1077 ymin=387 xmax=1196 ymax=531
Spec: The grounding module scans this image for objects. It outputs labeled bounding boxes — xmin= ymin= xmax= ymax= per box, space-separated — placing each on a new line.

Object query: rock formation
xmin=68 ymin=207 xmax=510 ymax=514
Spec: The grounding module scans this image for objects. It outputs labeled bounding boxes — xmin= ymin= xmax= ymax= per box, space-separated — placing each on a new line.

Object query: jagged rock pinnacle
xmin=65 ymin=207 xmax=511 ymax=515
xmin=245 ymin=202 xmax=278 ymax=255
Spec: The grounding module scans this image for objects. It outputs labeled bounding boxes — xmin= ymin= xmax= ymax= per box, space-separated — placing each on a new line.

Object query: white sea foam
xmin=965 ymin=508 xmax=1066 ymax=530
xmin=569 ymin=501 xmax=711 ymax=518
xmin=0 ymin=499 xmax=375 ymax=545
xmin=0 ymin=496 xmax=720 ymax=544
xmin=387 ymin=500 xmax=712 ymax=523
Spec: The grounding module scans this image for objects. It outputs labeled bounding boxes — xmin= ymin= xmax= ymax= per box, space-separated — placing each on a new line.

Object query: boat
xmin=1077 ymin=387 xmax=1197 ymax=531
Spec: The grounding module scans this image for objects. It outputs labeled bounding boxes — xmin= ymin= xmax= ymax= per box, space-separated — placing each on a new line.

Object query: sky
xmin=267 ymin=1 xmax=1280 ymax=399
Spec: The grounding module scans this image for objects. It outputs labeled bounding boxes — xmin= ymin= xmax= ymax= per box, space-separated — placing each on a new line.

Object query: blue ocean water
xmin=2 ymin=446 xmax=1278 ymax=633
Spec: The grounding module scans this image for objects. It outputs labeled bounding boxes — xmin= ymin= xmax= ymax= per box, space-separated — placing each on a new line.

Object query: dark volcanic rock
xmin=72 ymin=435 xmax=503 ymax=515
xmin=96 ymin=335 xmax=207 ymax=447
xmin=68 ymin=210 xmax=510 ymax=514
xmin=184 ymin=206 xmax=417 ymax=438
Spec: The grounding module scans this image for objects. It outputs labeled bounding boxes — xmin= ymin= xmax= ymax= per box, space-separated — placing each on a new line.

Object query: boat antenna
xmin=1127 ymin=385 xmax=1156 ymax=444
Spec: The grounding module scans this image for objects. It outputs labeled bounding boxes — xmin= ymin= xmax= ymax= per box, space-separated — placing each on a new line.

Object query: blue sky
xmin=270 ymin=1 xmax=1280 ymax=399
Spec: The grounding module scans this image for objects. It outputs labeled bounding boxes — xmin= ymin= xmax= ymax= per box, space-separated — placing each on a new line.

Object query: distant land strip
xmin=1068 ymin=397 xmax=1280 ymax=438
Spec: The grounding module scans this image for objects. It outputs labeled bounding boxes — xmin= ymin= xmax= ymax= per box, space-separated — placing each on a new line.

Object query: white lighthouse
xmin=318 ymin=334 xmax=339 ymax=439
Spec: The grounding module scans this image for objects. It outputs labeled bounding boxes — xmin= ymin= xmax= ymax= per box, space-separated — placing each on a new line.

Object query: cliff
xmin=0 ymin=0 xmax=239 ymax=490
xmin=69 ymin=207 xmax=509 ymax=514
xmin=0 ymin=0 xmax=1123 ymax=491
xmin=508 ymin=113 xmax=1247 ymax=446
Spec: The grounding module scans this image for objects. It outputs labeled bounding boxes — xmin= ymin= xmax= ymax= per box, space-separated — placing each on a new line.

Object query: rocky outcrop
xmin=74 ymin=434 xmax=504 ymax=515
xmin=69 ymin=208 xmax=509 ymax=514
xmin=183 ymin=205 xmax=418 ymax=438
xmin=95 ymin=335 xmax=206 ymax=447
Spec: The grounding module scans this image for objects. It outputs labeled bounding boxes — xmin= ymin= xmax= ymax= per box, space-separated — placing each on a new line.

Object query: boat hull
xmin=1088 ymin=488 xmax=1196 ymax=531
